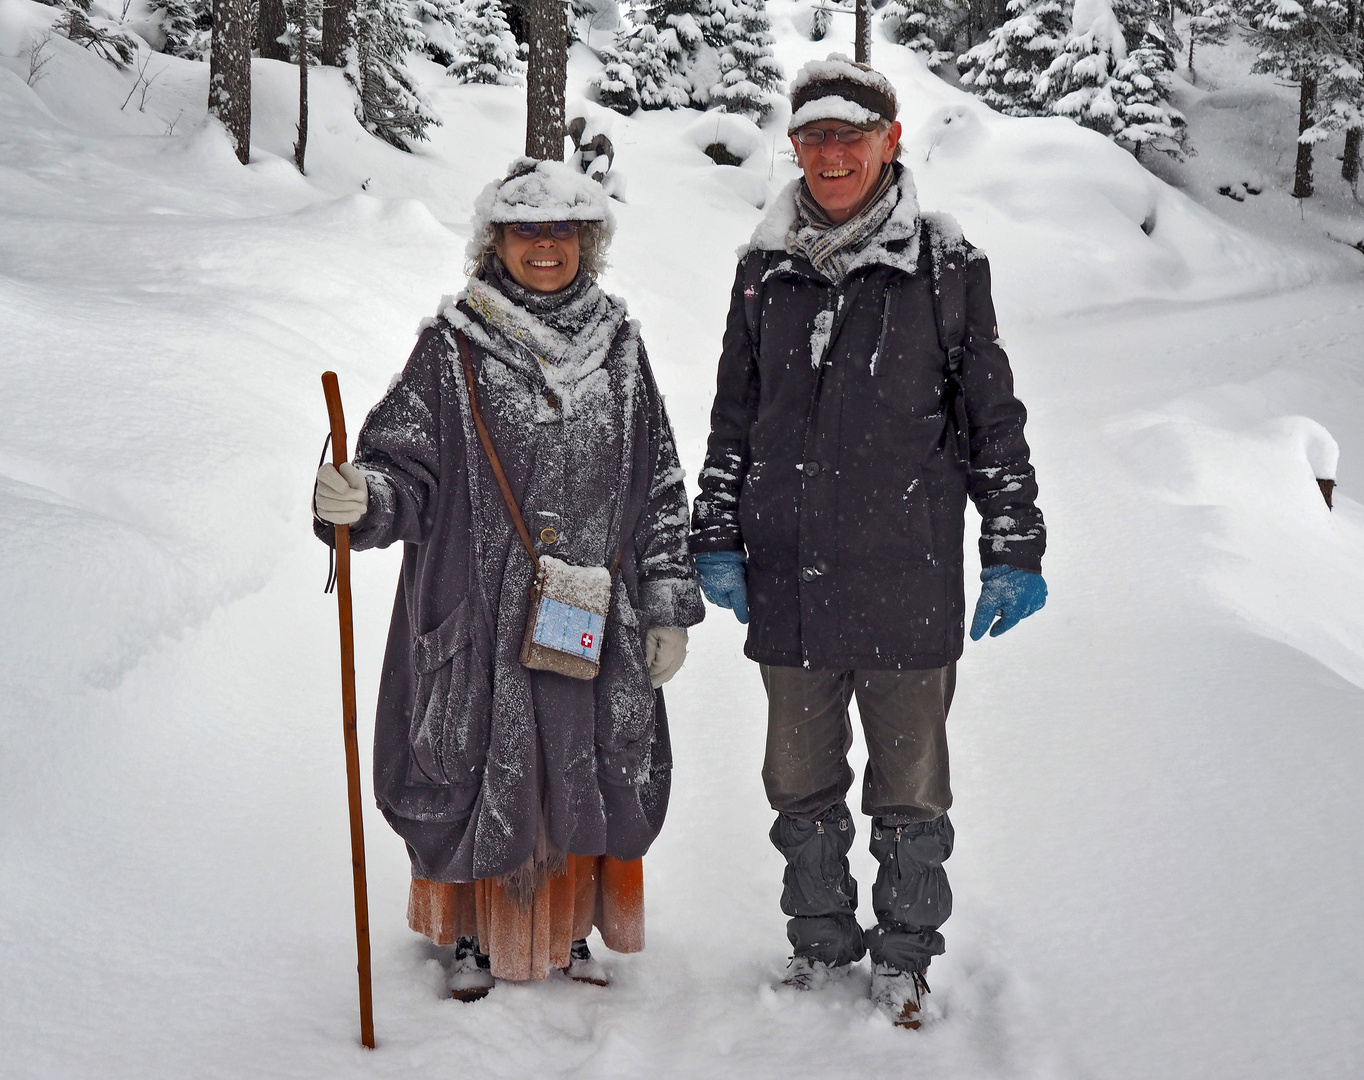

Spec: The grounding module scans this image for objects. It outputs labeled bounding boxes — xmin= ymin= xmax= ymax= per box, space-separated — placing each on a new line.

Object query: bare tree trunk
xmin=294 ymin=0 xmax=309 ymax=172
xmin=855 ymin=0 xmax=871 ymax=63
xmin=524 ymin=0 xmax=567 ymax=160
xmin=1188 ymin=34 xmax=1195 ymax=83
xmin=210 ymin=0 xmax=251 ymax=164
xmin=321 ymin=0 xmax=353 ymax=66
xmin=1292 ymin=74 xmax=1316 ymax=199
xmin=258 ymin=0 xmax=289 ymax=59
xmin=1346 ymin=2 xmax=1360 ymax=185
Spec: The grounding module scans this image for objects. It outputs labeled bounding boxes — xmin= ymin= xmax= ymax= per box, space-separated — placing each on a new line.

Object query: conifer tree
xmin=593 ymin=19 xmax=690 ymax=110
xmin=1042 ymin=6 xmax=1126 ymax=136
xmin=152 ymin=0 xmax=211 ymax=56
xmin=447 ymin=0 xmax=525 ymax=83
xmin=883 ymin=0 xmax=967 ymax=66
xmin=351 ymin=0 xmax=441 ymax=148
xmin=708 ymin=0 xmax=783 ymax=118
xmin=413 ymin=0 xmax=464 ymax=64
xmin=1183 ymin=0 xmax=1231 ymax=81
xmin=1242 ymin=0 xmax=1352 ymax=196
xmin=1340 ymin=11 xmax=1362 ymax=185
xmin=1110 ymin=39 xmax=1189 ymax=152
xmin=958 ymin=0 xmax=1069 ymax=115
xmin=259 ymin=0 xmax=290 ymax=59
xmin=591 ymin=0 xmax=712 ymax=113
xmin=1300 ymin=39 xmax=1363 ymax=184
xmin=1042 ymin=0 xmax=1187 ymax=155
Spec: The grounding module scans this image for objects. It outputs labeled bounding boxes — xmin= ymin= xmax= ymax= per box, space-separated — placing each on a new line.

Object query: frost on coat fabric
xmin=320 ymin=267 xmax=703 ymax=884
xmin=691 ymin=161 xmax=1045 ymax=670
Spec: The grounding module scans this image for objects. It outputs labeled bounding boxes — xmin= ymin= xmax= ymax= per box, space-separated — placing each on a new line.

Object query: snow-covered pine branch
xmin=882 ymin=0 xmax=966 ymax=69
xmin=957 ymin=0 xmax=1070 ymax=116
xmin=444 ymin=0 xmax=526 ymax=84
xmin=349 ymin=0 xmax=441 ymax=147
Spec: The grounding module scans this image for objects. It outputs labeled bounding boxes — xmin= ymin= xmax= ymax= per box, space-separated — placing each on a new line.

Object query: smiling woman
xmin=311 ymin=156 xmax=704 ymax=1000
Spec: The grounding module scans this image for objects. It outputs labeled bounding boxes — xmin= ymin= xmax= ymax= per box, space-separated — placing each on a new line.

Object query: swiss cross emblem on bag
xmin=581 ymin=631 xmax=594 ymax=650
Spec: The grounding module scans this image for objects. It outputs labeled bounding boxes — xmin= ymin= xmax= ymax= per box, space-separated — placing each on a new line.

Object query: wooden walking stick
xmin=321 ymin=371 xmax=376 ymax=1050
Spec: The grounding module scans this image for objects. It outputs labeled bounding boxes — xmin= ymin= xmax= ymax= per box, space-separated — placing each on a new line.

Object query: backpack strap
xmin=741 ymin=250 xmax=769 ymax=352
xmin=921 ymin=218 xmax=970 ymax=460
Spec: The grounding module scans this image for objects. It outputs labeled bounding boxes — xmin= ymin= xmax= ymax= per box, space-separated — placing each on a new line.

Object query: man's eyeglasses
xmin=792 ymin=126 xmax=872 ymax=146
xmin=510 ymin=222 xmax=580 ymax=240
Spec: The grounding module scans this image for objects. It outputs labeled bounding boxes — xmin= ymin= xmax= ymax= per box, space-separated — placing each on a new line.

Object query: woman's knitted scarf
xmin=462 ymin=256 xmax=627 ymax=414
xmin=789 ymin=163 xmax=898 ymax=282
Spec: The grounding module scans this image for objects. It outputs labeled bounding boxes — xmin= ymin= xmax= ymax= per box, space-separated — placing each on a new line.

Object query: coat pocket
xmin=594 ymin=582 xmax=656 ymax=786
xmin=408 ymin=597 xmax=484 ymax=787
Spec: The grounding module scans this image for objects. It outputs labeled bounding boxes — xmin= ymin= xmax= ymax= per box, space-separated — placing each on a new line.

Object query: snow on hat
xmin=475 ymin=157 xmax=614 ymax=226
xmin=466 ymin=157 xmax=616 ymax=272
xmin=787 ymin=54 xmax=899 ymax=134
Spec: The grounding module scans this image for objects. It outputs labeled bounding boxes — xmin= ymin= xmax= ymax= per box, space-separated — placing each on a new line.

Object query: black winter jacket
xmin=690 ymin=169 xmax=1045 ymax=670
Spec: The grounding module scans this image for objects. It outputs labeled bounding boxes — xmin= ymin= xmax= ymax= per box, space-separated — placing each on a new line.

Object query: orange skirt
xmin=408 ymin=855 xmax=644 ymax=982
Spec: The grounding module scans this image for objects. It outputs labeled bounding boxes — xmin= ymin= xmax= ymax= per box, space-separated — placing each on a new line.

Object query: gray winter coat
xmin=321 ymin=284 xmax=704 ymax=883
xmin=690 ymin=164 xmax=1045 ymax=670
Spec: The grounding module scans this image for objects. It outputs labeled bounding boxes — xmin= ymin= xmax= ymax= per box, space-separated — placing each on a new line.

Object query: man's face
xmin=791 ymin=119 xmax=903 ymax=225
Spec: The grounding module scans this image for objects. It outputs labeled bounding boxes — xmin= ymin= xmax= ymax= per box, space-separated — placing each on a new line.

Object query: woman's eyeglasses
xmin=510 ymin=222 xmax=580 ymax=240
xmin=792 ymin=126 xmax=871 ymax=146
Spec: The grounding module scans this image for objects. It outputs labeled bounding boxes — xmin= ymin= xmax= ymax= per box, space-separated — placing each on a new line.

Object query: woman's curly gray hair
xmin=466 ymin=220 xmax=611 ymax=279
xmin=465 ymin=158 xmax=615 ymax=279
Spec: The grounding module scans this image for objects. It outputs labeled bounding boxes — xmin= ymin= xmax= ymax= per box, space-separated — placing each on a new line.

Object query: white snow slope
xmin=2 ymin=2 xmax=1363 ymax=1077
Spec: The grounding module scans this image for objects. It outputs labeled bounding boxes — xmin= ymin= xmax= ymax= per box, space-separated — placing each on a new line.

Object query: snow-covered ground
xmin=2 ymin=2 xmax=1363 ymax=1077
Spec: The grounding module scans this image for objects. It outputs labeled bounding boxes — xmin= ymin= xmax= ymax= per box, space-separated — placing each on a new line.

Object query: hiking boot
xmin=448 ymin=936 xmax=494 ymax=1002
xmin=871 ymin=962 xmax=930 ymax=1029
xmin=563 ymin=939 xmax=609 ymax=986
xmin=780 ymin=955 xmax=854 ymax=991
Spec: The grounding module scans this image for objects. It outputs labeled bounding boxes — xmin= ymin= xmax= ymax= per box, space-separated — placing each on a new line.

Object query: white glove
xmin=314 ymin=462 xmax=368 ymax=525
xmin=645 ymin=627 xmax=687 ymax=688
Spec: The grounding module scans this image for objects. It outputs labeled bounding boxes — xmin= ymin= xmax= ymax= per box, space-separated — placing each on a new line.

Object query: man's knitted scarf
xmin=789 ymin=164 xmax=898 ymax=282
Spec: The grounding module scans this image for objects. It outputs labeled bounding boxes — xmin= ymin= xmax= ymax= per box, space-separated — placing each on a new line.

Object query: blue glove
xmin=970 ymin=565 xmax=1047 ymax=640
xmin=694 ymin=550 xmax=749 ymax=624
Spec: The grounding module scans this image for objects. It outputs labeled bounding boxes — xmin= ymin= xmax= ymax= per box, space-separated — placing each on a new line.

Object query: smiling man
xmin=690 ymin=56 xmax=1048 ymax=1028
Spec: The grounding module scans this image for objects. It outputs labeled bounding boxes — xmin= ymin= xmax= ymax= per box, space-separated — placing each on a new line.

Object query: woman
xmin=313 ymin=159 xmax=704 ymax=999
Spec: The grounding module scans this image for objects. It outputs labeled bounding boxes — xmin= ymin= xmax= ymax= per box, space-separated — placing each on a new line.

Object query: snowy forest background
xmin=2 ymin=0 xmax=1364 ymax=1072
xmin=13 ymin=0 xmax=1364 ymax=185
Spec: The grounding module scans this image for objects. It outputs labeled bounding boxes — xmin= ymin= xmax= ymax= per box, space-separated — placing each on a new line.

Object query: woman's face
xmin=495 ymin=223 xmax=582 ymax=293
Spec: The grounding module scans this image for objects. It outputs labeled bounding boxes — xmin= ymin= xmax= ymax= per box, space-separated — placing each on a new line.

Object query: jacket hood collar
xmin=742 ymin=161 xmax=922 ymax=277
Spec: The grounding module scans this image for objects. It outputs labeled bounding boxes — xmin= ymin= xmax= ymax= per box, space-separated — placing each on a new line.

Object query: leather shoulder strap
xmin=456 ymin=330 xmax=539 ymax=569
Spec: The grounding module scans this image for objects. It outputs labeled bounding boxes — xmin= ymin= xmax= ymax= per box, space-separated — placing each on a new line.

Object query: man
xmin=690 ymin=55 xmax=1047 ymax=1029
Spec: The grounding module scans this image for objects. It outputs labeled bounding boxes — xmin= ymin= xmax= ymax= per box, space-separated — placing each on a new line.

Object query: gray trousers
xmin=761 ymin=665 xmax=956 ymax=972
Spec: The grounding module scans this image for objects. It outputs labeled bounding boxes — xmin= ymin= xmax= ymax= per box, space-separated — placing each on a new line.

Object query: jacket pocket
xmin=408 ymin=597 xmax=484 ymax=786
xmin=738 ymin=460 xmax=799 ymax=563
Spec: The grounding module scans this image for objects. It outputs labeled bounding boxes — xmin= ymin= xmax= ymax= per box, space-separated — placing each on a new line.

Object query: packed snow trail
xmin=3 ymin=5 xmax=1364 ymax=1078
